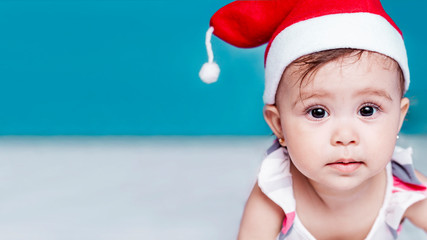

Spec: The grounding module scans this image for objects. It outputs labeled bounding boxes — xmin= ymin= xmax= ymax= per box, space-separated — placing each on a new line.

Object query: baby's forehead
xmin=284 ymin=51 xmax=399 ymax=86
xmin=274 ymin=50 xmax=403 ymax=103
xmin=359 ymin=51 xmax=399 ymax=69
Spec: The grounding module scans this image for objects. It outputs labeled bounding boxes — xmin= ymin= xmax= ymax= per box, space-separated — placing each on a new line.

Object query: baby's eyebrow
xmin=292 ymin=88 xmax=393 ymax=108
xmin=292 ymin=91 xmax=331 ymax=107
xmin=355 ymin=88 xmax=393 ymax=101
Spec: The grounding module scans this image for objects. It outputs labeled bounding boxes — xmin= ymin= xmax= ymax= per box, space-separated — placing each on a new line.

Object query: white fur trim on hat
xmin=264 ymin=12 xmax=409 ymax=104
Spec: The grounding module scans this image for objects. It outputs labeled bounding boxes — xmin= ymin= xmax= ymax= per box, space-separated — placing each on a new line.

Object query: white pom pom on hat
xmin=200 ymin=0 xmax=410 ymax=104
xmin=199 ymin=62 xmax=220 ymax=84
xmin=199 ymin=27 xmax=220 ymax=84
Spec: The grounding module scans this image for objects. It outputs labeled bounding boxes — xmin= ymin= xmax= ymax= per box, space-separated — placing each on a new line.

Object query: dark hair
xmin=275 ymin=49 xmax=405 ymax=103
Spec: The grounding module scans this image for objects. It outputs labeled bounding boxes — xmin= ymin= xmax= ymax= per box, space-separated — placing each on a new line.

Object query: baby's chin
xmin=306 ymin=168 xmax=385 ymax=193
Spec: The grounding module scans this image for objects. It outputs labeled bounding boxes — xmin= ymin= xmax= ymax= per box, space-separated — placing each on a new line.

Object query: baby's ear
xmin=263 ymin=105 xmax=283 ymax=139
xmin=398 ymin=97 xmax=410 ymax=132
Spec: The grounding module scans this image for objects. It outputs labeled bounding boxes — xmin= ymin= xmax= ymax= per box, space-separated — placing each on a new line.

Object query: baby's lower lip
xmin=327 ymin=161 xmax=363 ymax=173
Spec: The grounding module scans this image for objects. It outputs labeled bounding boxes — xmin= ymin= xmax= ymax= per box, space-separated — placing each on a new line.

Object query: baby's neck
xmin=290 ymin=163 xmax=388 ymax=239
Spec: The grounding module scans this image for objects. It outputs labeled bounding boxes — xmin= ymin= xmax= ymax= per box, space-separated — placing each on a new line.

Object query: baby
xmin=240 ymin=49 xmax=427 ymax=239
xmin=199 ymin=0 xmax=427 ymax=239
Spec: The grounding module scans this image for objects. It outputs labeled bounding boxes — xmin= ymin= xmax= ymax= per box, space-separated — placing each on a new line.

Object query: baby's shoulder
xmin=393 ymin=167 xmax=427 ymax=231
xmin=404 ymin=192 xmax=427 ymax=231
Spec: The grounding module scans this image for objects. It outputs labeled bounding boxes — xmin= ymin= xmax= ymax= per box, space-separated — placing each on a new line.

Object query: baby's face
xmin=272 ymin=52 xmax=409 ymax=191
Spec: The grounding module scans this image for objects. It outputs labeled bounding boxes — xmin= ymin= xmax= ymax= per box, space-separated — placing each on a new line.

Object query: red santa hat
xmin=199 ymin=0 xmax=410 ymax=104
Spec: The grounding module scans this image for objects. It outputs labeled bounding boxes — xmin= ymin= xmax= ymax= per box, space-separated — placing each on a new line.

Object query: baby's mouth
xmin=327 ymin=159 xmax=363 ymax=173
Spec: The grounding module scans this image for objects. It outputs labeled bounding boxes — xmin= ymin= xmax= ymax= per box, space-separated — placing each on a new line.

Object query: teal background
xmin=0 ymin=0 xmax=425 ymax=135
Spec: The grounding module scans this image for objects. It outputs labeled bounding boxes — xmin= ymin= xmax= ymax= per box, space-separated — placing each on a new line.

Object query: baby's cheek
xmin=362 ymin=129 xmax=396 ymax=166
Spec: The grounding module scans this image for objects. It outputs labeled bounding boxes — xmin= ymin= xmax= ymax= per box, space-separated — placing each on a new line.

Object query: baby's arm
xmin=238 ymin=181 xmax=284 ymax=240
xmin=404 ymin=170 xmax=427 ymax=232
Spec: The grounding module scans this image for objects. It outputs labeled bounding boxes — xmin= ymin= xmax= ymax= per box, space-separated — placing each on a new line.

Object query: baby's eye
xmin=309 ymin=108 xmax=329 ymax=119
xmin=358 ymin=105 xmax=377 ymax=117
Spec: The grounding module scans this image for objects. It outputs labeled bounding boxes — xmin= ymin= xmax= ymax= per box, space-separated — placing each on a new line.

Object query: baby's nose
xmin=330 ymin=123 xmax=359 ymax=146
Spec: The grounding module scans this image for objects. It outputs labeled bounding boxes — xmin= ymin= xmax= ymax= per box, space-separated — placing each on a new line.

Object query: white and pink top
xmin=258 ymin=140 xmax=427 ymax=240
